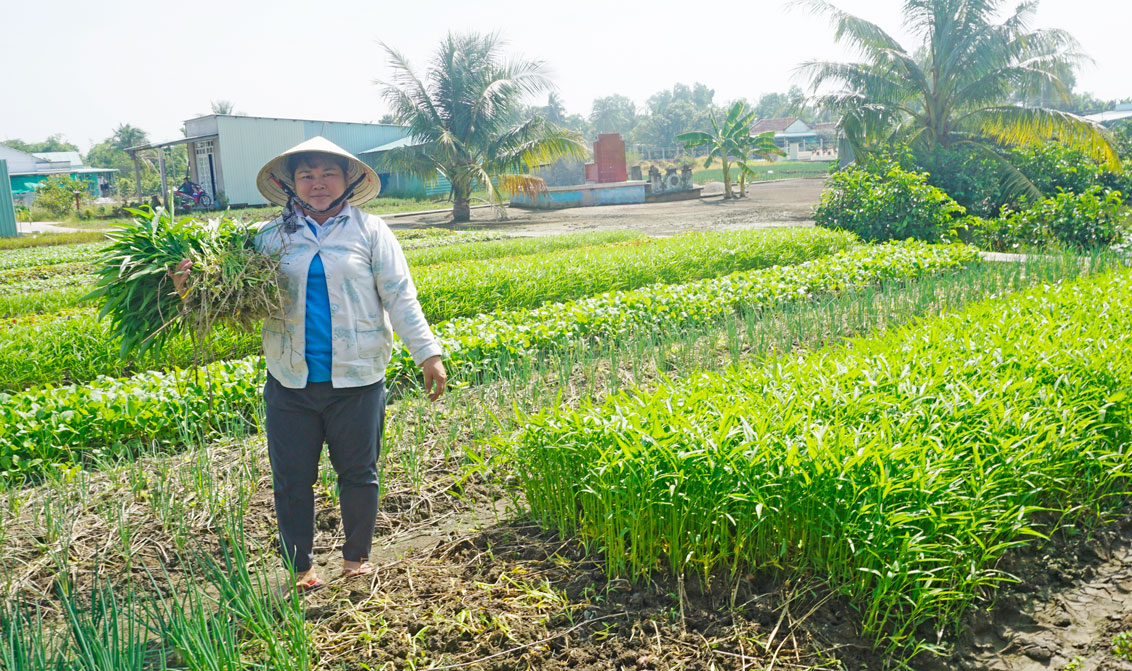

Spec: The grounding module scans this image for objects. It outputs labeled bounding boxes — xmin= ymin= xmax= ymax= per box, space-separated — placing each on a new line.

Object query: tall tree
xmin=797 ymin=0 xmax=1121 ymax=199
xmin=590 ymin=95 xmax=637 ymax=135
xmin=111 ymin=124 xmax=149 ymax=150
xmin=543 ymin=93 xmax=566 ymax=124
xmin=378 ymin=32 xmax=587 ymax=222
xmin=751 ymin=86 xmax=827 ymax=122
xmin=88 ymin=124 xmax=182 ymax=199
xmin=632 ymin=83 xmax=718 ymax=149
xmin=210 ymin=100 xmax=239 ymax=115
xmin=2 ymin=134 xmax=80 ymax=154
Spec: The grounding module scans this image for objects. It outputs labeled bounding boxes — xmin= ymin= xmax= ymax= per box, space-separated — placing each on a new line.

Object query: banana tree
xmin=678 ymin=101 xmax=757 ymax=199
xmin=734 ymin=131 xmax=786 ymax=198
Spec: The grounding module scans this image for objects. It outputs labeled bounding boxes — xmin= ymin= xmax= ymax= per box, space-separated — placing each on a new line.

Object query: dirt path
xmin=385 ymin=178 xmax=826 ymax=237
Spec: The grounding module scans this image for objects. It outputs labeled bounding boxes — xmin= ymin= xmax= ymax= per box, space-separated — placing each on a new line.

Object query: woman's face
xmin=293 ymin=154 xmax=347 ymax=211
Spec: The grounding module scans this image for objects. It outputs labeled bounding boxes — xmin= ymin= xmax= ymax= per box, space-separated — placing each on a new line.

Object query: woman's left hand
xmin=421 ymin=356 xmax=447 ymax=401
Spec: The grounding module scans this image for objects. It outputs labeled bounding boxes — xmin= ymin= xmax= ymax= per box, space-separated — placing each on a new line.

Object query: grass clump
xmin=1114 ymin=632 xmax=1132 ymax=661
xmin=86 ymin=207 xmax=283 ymax=357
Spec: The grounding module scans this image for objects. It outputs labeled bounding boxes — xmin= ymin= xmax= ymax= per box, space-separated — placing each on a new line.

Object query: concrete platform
xmin=510 ymin=181 xmax=647 ymax=210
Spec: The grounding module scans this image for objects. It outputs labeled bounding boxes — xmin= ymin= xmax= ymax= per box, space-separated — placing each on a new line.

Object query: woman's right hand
xmin=169 ymin=259 xmax=193 ymax=298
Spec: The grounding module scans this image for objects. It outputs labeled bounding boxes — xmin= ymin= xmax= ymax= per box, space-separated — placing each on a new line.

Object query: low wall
xmin=510 ymin=181 xmax=647 ymax=210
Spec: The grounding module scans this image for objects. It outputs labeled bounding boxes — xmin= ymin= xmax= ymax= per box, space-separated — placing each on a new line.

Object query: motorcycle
xmin=174 ymin=182 xmax=213 ymax=209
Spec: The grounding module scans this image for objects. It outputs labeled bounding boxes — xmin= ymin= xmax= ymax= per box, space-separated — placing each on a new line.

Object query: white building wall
xmin=201 ymin=115 xmax=410 ymax=206
xmin=0 ymin=145 xmax=42 ymax=173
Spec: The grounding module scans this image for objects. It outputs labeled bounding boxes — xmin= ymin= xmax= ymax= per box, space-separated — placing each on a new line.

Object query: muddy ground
xmin=385 ymin=178 xmax=826 ymax=236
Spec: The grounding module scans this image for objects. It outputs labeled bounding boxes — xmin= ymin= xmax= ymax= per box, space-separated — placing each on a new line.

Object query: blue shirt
xmin=303 ymin=219 xmax=335 ymax=384
xmin=255 ymin=204 xmax=443 ymax=390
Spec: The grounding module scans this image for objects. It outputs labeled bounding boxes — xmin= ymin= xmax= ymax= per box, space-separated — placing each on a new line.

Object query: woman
xmin=173 ymin=137 xmax=446 ymax=590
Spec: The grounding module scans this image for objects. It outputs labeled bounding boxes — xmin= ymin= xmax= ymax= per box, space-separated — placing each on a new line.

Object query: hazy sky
xmin=3 ymin=0 xmax=1130 ymax=151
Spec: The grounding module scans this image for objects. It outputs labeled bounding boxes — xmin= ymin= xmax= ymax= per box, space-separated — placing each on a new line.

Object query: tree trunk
xmin=453 ymin=196 xmax=471 ymax=222
xmin=722 ymin=160 xmax=732 ymax=199
xmin=739 ymin=172 xmax=747 ymax=198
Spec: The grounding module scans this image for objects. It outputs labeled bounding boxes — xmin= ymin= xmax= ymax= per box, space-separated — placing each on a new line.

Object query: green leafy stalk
xmin=85 ymin=207 xmax=283 ymax=358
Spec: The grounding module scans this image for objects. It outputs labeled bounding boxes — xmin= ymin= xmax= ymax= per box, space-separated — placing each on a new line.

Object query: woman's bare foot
xmin=342 ymin=559 xmax=375 ymax=578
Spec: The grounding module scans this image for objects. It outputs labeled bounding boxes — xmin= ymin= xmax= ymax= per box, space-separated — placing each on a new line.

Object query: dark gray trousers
xmin=264 ymin=374 xmax=386 ymax=573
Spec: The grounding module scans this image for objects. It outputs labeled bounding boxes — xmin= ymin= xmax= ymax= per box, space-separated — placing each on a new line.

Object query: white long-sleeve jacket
xmin=255 ymin=205 xmax=442 ymax=389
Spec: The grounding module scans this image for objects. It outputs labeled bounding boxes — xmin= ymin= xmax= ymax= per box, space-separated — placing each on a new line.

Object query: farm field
xmin=691 ymin=159 xmax=834 ymax=185
xmin=0 ymin=221 xmax=1129 ymax=671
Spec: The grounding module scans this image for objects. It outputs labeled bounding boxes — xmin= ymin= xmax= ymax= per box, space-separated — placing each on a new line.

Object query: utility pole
xmin=131 ymin=152 xmax=143 ymax=205
xmin=157 ymin=150 xmax=168 ymax=209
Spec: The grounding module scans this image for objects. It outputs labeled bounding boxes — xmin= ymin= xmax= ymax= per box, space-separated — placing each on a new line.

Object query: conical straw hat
xmin=256 ymin=136 xmax=381 ymax=207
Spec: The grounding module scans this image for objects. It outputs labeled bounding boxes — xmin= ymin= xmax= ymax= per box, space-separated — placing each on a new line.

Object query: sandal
xmin=296 ymin=574 xmax=326 ymax=591
xmin=281 ymin=571 xmax=325 ymax=596
xmin=342 ymin=561 xmax=375 ymax=578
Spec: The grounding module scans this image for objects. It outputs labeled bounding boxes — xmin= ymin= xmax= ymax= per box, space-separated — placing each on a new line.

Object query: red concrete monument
xmin=588 ymin=133 xmax=628 ymax=183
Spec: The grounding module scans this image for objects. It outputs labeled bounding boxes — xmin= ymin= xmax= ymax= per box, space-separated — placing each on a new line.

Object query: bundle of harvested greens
xmin=87 ymin=207 xmax=284 ymax=357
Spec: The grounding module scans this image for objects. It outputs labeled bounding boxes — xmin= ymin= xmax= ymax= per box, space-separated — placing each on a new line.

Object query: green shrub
xmin=815 ymin=165 xmax=966 ymax=242
xmin=909 ymin=144 xmax=1005 ymax=217
xmin=881 ymin=141 xmax=1130 ymax=218
xmin=1011 ymin=143 xmax=1132 ymax=197
xmin=33 ymin=175 xmax=90 ymax=218
xmin=982 ymin=186 xmax=1126 ymax=251
xmin=1113 ymin=119 xmax=1132 ymax=161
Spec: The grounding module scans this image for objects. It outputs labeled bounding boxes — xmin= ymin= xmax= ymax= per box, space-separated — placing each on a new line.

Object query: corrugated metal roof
xmin=8 ymin=167 xmax=116 ymax=176
xmin=32 ymin=151 xmax=83 ymax=168
xmin=1085 ymin=109 xmax=1132 ymax=123
xmin=185 ymin=113 xmax=407 ymax=129
xmin=359 ymin=137 xmax=423 ymax=154
xmin=126 ymin=134 xmax=218 ymax=152
xmin=0 ymin=145 xmax=44 ymax=173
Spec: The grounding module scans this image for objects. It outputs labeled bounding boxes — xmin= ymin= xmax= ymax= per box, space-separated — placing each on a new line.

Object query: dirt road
xmin=385 ymin=177 xmax=826 ymax=236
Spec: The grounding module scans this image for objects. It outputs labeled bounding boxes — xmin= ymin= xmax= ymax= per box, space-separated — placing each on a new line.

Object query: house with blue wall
xmin=1 ymin=145 xmax=116 ymax=205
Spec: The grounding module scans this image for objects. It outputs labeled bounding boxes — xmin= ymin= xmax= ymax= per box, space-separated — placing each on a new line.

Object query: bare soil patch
xmin=386 ymin=178 xmax=826 ymax=237
xmin=941 ymin=513 xmax=1132 ymax=671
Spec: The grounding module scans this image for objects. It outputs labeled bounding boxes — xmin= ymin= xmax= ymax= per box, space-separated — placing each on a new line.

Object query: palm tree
xmin=210 ymin=100 xmax=238 ymax=115
xmin=543 ymin=93 xmax=566 ymax=124
xmin=678 ymin=101 xmax=757 ymax=199
xmin=796 ymin=0 xmax=1121 ymax=199
xmin=734 ymin=131 xmax=785 ymax=198
xmin=111 ymin=124 xmax=149 ymax=151
xmin=377 ymin=32 xmax=587 ymax=222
